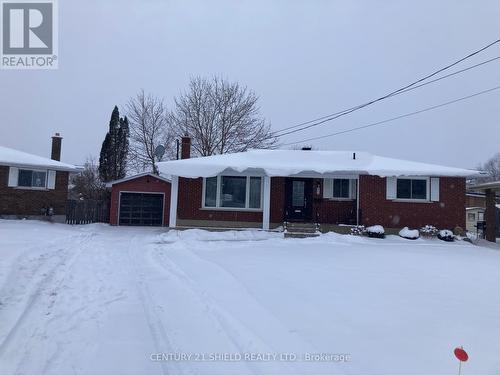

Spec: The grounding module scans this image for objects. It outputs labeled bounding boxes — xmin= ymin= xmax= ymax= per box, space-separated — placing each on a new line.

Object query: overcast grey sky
xmin=1 ymin=0 xmax=499 ymax=169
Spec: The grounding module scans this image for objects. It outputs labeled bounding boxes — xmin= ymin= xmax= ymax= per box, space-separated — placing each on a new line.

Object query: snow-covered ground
xmin=0 ymin=220 xmax=499 ymax=375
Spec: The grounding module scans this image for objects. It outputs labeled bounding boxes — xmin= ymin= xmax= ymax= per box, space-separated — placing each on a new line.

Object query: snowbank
xmin=159 ymin=228 xmax=281 ymax=243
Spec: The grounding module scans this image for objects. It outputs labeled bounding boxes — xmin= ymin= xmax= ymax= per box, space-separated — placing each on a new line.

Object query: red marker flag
xmin=454 ymin=347 xmax=469 ymax=362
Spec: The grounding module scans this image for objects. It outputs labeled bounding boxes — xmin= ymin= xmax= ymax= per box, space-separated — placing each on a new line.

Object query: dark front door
xmin=119 ymin=193 xmax=164 ymax=226
xmin=285 ymin=178 xmax=313 ymax=222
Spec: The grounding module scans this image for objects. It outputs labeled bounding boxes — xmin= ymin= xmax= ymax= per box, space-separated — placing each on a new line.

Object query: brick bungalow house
xmin=0 ymin=134 xmax=79 ymax=222
xmin=147 ymin=137 xmax=481 ymax=232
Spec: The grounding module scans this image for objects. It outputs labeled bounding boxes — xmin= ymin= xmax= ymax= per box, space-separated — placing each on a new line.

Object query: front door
xmin=285 ymin=178 xmax=313 ymax=221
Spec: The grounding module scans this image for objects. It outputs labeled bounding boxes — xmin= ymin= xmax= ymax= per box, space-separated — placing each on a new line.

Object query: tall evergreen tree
xmin=99 ymin=106 xmax=129 ymax=182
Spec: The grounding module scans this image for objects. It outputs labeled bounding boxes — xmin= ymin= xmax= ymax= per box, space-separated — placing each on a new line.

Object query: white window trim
xmin=16 ymin=168 xmax=48 ymax=190
xmin=202 ymin=175 xmax=263 ymax=211
xmin=326 ymin=178 xmax=355 ymax=201
xmin=394 ymin=177 xmax=430 ymax=202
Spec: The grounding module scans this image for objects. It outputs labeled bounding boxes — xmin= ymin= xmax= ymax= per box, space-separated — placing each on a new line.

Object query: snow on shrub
xmin=420 ymin=225 xmax=438 ymax=237
xmin=399 ymin=227 xmax=419 ymax=240
xmin=365 ymin=225 xmax=385 ymax=238
xmin=437 ymin=229 xmax=455 ymax=242
xmin=350 ymin=225 xmax=365 ymax=236
xmin=466 ymin=232 xmax=477 ymax=241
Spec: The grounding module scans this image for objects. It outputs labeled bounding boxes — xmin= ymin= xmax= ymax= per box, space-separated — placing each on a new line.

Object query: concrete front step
xmin=284 ymin=222 xmax=320 ymax=238
xmin=286 ymin=223 xmax=318 ymax=233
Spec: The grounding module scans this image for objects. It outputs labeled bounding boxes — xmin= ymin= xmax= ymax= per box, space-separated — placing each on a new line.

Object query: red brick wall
xmin=177 ymin=177 xmax=264 ymax=222
xmin=0 ymin=166 xmax=69 ymax=216
xmin=109 ymin=175 xmax=171 ymax=225
xmin=178 ymin=177 xmax=288 ymax=224
xmin=359 ymin=175 xmax=466 ymax=229
xmin=314 ymin=199 xmax=357 ymax=224
xmin=177 ymin=177 xmax=356 ymax=225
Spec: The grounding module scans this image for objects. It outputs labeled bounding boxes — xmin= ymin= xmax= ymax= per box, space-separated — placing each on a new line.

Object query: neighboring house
xmin=466 ymin=207 xmax=485 ymax=233
xmin=0 ymin=134 xmax=79 ymax=223
xmin=465 ymin=190 xmax=500 ymax=235
xmin=465 ymin=191 xmax=500 ymax=208
xmin=129 ymin=137 xmax=479 ymax=232
xmin=107 ymin=173 xmax=171 ymax=226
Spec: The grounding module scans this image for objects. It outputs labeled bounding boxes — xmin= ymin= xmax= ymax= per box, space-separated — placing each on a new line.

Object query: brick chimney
xmin=51 ymin=133 xmax=62 ymax=161
xmin=181 ymin=136 xmax=191 ymax=159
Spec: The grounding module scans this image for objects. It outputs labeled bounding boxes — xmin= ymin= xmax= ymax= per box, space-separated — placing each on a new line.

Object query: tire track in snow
xmin=171 ymin=244 xmax=323 ymax=348
xmin=149 ymin=243 xmax=305 ymax=375
xmin=173 ymin=244 xmax=356 ymax=375
xmin=124 ymin=234 xmax=181 ymax=375
xmin=0 ymin=232 xmax=94 ymax=374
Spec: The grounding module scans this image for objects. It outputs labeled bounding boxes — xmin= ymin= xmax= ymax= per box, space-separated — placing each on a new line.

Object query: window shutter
xmin=323 ymin=178 xmax=333 ymax=199
xmin=430 ymin=177 xmax=440 ymax=202
xmin=386 ymin=177 xmax=397 ymax=200
xmin=350 ymin=179 xmax=357 ymax=199
xmin=8 ymin=167 xmax=19 ymax=187
xmin=47 ymin=170 xmax=56 ymax=189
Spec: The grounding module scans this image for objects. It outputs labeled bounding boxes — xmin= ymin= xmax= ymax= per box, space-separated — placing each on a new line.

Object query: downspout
xmin=356 ymin=175 xmax=360 ymax=226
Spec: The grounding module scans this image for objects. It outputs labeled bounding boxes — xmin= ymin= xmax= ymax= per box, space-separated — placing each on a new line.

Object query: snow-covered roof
xmin=105 ymin=172 xmax=171 ymax=187
xmin=157 ymin=149 xmax=481 ymax=178
xmin=0 ymin=146 xmax=79 ymax=172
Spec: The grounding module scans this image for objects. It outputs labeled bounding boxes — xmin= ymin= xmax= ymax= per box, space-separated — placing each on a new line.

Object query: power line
xmin=275 ymin=55 xmax=500 ymax=138
xmin=281 ymin=85 xmax=500 ymax=147
xmin=272 ymin=38 xmax=500 ymax=138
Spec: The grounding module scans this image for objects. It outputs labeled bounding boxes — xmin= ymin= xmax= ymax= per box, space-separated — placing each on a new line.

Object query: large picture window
xmin=203 ymin=176 xmax=262 ymax=210
xmin=221 ymin=176 xmax=247 ymax=208
xmin=18 ymin=169 xmax=47 ymax=188
xmin=396 ymin=178 xmax=427 ymax=200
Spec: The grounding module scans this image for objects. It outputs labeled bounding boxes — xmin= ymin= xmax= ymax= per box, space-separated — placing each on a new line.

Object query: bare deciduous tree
xmin=126 ymin=90 xmax=173 ymax=174
xmin=70 ymin=156 xmax=106 ymax=200
xmin=475 ymin=152 xmax=500 ymax=183
xmin=169 ymin=76 xmax=277 ymax=156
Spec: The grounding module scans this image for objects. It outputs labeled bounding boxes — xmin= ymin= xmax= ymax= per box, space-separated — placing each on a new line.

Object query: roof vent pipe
xmin=301 ymin=146 xmax=312 ymax=151
xmin=353 ymin=152 xmax=356 ymax=160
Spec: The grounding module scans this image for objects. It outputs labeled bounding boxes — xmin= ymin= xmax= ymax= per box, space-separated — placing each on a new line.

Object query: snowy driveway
xmin=0 ymin=220 xmax=500 ymax=375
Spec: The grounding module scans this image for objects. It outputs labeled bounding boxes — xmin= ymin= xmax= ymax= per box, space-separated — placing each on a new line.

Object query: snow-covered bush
xmin=420 ymin=225 xmax=438 ymax=238
xmin=437 ymin=229 xmax=455 ymax=242
xmin=399 ymin=227 xmax=419 ymax=240
xmin=366 ymin=225 xmax=385 ymax=238
xmin=350 ymin=225 xmax=365 ymax=236
xmin=466 ymin=232 xmax=478 ymax=242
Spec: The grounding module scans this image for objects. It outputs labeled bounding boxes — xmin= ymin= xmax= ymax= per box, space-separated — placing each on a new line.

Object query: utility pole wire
xmin=281 ymin=85 xmax=500 ymax=146
xmin=272 ymin=38 xmax=500 ymax=138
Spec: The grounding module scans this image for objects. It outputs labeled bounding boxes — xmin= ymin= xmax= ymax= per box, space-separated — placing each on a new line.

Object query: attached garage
xmin=107 ymin=173 xmax=171 ymax=227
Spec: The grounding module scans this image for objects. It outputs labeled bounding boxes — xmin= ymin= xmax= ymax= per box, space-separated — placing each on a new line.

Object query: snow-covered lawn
xmin=0 ymin=220 xmax=499 ymax=375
